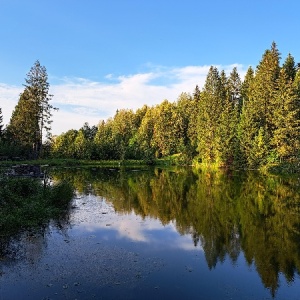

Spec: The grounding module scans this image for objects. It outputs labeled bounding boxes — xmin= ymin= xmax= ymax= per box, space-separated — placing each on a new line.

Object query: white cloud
xmin=1 ymin=64 xmax=247 ymax=136
xmin=0 ymin=83 xmax=22 ymax=124
xmin=79 ymin=210 xmax=202 ymax=251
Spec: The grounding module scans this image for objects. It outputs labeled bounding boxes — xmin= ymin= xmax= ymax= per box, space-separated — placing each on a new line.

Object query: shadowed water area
xmin=1 ymin=167 xmax=300 ymax=299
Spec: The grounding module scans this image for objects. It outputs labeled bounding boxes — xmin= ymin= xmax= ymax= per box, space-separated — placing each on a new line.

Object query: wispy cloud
xmin=0 ymin=64 xmax=246 ymax=136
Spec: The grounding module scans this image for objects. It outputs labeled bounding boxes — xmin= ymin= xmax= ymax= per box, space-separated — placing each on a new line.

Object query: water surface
xmin=1 ymin=167 xmax=300 ymax=299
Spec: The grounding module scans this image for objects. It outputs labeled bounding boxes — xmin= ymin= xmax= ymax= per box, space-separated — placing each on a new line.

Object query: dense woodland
xmin=1 ymin=42 xmax=300 ymax=169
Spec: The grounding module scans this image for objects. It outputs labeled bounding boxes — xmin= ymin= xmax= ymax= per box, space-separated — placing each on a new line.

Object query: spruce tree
xmin=240 ymin=66 xmax=254 ymax=105
xmin=239 ymin=43 xmax=281 ymax=168
xmin=282 ymin=53 xmax=297 ymax=82
xmin=217 ymin=68 xmax=241 ymax=167
xmin=238 ymin=66 xmax=255 ymax=166
xmin=228 ymin=67 xmax=242 ymax=108
xmin=270 ymin=69 xmax=300 ymax=160
xmin=293 ymin=69 xmax=300 ymax=120
xmin=188 ymin=86 xmax=201 ymax=154
xmin=197 ymin=66 xmax=223 ymax=163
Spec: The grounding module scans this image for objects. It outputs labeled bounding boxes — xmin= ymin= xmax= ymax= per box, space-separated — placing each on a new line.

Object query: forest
xmin=0 ymin=42 xmax=299 ymax=170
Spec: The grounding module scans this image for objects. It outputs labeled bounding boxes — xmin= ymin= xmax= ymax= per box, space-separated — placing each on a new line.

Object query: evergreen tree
xmin=293 ymin=69 xmax=300 ymax=120
xmin=270 ymin=69 xmax=300 ymax=160
xmin=193 ymin=85 xmax=201 ymax=103
xmin=6 ymin=88 xmax=40 ymax=156
xmin=188 ymin=86 xmax=201 ymax=153
xmin=217 ymin=68 xmax=241 ymax=167
xmin=240 ymin=66 xmax=254 ymax=105
xmin=239 ymin=43 xmax=281 ymax=167
xmin=282 ymin=53 xmax=297 ymax=82
xmin=24 ymin=60 xmax=57 ymax=157
xmin=197 ymin=66 xmax=223 ymax=163
xmin=228 ymin=67 xmax=242 ymax=108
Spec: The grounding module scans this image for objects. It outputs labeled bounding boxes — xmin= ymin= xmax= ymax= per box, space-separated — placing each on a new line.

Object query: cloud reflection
xmin=75 ymin=195 xmax=202 ymax=252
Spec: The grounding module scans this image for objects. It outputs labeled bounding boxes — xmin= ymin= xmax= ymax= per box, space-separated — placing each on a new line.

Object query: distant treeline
xmin=1 ymin=42 xmax=300 ymax=169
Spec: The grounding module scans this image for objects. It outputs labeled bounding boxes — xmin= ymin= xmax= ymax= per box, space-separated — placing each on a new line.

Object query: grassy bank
xmin=0 ymin=177 xmax=74 ymax=235
xmin=0 ymin=158 xmax=148 ymax=168
xmin=0 ymin=157 xmax=299 ymax=174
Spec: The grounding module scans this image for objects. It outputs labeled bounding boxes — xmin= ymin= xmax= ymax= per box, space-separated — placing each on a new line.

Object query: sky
xmin=1 ymin=0 xmax=300 ymax=136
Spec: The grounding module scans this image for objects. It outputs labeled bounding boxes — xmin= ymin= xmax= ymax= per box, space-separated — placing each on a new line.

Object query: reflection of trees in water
xmin=51 ymin=167 xmax=300 ymax=296
xmin=0 ymin=207 xmax=72 ymax=277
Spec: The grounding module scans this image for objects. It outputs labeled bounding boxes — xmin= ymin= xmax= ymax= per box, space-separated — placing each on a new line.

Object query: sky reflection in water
xmin=1 ymin=167 xmax=300 ymax=300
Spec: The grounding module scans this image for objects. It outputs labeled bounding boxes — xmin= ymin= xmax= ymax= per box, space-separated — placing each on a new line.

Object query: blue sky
xmin=1 ymin=0 xmax=300 ymax=135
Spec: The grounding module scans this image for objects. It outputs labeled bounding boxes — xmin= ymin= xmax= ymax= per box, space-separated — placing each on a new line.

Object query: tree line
xmin=1 ymin=42 xmax=300 ymax=168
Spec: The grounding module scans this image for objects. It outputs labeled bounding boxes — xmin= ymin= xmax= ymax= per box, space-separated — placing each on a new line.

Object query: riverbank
xmin=0 ymin=157 xmax=299 ymax=174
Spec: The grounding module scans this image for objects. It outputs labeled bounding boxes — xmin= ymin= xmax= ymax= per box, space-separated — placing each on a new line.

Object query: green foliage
xmin=46 ymin=42 xmax=300 ymax=172
xmin=6 ymin=88 xmax=40 ymax=157
xmin=282 ymin=53 xmax=297 ymax=81
xmin=5 ymin=61 xmax=57 ymax=159
xmin=152 ymin=100 xmax=178 ymax=156
xmin=0 ymin=177 xmax=74 ymax=233
xmin=197 ymin=66 xmax=224 ymax=163
xmin=270 ymin=69 xmax=300 ymax=159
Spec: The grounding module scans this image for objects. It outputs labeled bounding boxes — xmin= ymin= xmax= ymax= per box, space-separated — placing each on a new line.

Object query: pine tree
xmin=282 ymin=53 xmax=296 ymax=82
xmin=238 ymin=66 xmax=255 ymax=166
xmin=24 ymin=60 xmax=57 ymax=157
xmin=217 ymin=68 xmax=241 ymax=167
xmin=240 ymin=66 xmax=254 ymax=105
xmin=270 ymin=69 xmax=300 ymax=160
xmin=188 ymin=86 xmax=201 ymax=153
xmin=197 ymin=66 xmax=223 ymax=163
xmin=193 ymin=85 xmax=201 ymax=103
xmin=228 ymin=67 xmax=242 ymax=108
xmin=239 ymin=43 xmax=281 ymax=167
xmin=293 ymin=69 xmax=300 ymax=120
xmin=7 ymin=88 xmax=40 ymax=155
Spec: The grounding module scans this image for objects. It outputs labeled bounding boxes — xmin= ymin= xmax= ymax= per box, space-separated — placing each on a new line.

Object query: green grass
xmin=0 ymin=177 xmax=74 ymax=235
xmin=0 ymin=158 xmax=149 ymax=168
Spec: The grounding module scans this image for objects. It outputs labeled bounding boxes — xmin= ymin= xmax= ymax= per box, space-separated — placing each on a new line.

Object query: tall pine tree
xmin=197 ymin=66 xmax=223 ymax=164
xmin=217 ymin=68 xmax=241 ymax=167
xmin=25 ymin=60 xmax=57 ymax=157
xmin=270 ymin=69 xmax=300 ymax=160
xmin=239 ymin=43 xmax=280 ymax=167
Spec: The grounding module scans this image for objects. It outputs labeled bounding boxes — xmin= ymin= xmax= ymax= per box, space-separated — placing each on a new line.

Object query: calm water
xmin=1 ymin=167 xmax=300 ymax=299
